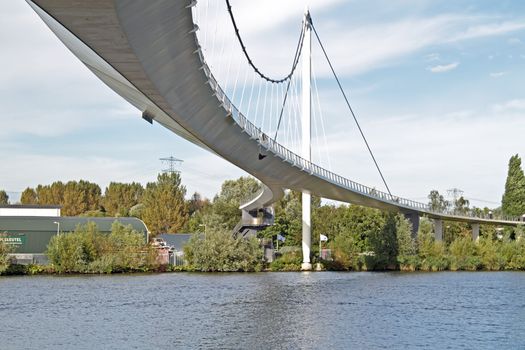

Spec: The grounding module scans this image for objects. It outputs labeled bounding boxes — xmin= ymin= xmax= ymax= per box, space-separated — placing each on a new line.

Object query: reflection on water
xmin=1 ymin=272 xmax=524 ymax=349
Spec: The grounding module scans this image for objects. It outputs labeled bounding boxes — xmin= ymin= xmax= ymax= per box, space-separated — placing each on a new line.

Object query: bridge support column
xmin=300 ymin=10 xmax=313 ymax=271
xmin=404 ymin=212 xmax=420 ymax=239
xmin=301 ymin=192 xmax=312 ymax=270
xmin=472 ymin=223 xmax=480 ymax=241
xmin=433 ymin=219 xmax=443 ymax=241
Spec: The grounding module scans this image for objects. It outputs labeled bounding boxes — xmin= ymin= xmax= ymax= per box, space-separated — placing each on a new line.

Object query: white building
xmin=0 ymin=205 xmax=61 ymax=217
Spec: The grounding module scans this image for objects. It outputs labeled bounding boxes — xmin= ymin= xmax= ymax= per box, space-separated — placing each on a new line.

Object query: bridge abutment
xmin=433 ymin=219 xmax=443 ymax=241
xmin=404 ymin=212 xmax=420 ymax=239
xmin=472 ymin=223 xmax=480 ymax=241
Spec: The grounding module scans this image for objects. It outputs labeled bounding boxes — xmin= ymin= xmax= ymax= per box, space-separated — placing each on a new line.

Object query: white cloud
xmin=452 ymin=21 xmax=525 ymax=41
xmin=490 ymin=71 xmax=507 ymax=78
xmin=492 ymin=99 xmax=525 ymax=113
xmin=425 ymin=53 xmax=440 ymax=61
xmin=428 ymin=62 xmax=459 ymax=73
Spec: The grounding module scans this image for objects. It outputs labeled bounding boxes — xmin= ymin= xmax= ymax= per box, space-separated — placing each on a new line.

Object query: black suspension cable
xmin=310 ymin=21 xmax=393 ymax=197
xmin=226 ymin=0 xmax=306 ymax=84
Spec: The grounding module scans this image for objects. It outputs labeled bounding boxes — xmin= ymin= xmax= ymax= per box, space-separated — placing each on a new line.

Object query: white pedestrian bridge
xmin=27 ymin=1 xmax=523 ymax=255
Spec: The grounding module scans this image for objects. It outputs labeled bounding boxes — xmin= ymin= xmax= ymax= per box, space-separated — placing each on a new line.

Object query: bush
xmin=0 ymin=240 xmax=14 ymax=274
xmin=183 ymin=229 xmax=263 ymax=272
xmin=418 ymin=231 xmax=449 ymax=271
xmin=270 ymin=249 xmax=302 ymax=271
xmin=478 ymin=237 xmax=506 ymax=271
xmin=504 ymin=239 xmax=525 ymax=270
xmin=330 ymin=235 xmax=360 ymax=270
xmin=449 ymin=236 xmax=481 ymax=271
xmin=46 ymin=221 xmax=156 ymax=273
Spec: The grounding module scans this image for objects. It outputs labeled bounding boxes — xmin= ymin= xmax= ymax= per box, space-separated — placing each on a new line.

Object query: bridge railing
xmin=195 ymin=33 xmax=522 ymax=224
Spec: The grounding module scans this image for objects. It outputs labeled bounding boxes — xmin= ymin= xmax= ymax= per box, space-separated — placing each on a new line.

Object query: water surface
xmin=1 ymin=272 xmax=524 ymax=349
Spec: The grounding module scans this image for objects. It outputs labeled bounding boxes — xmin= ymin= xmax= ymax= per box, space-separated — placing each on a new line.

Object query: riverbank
xmin=3 ymin=261 xmax=525 ymax=276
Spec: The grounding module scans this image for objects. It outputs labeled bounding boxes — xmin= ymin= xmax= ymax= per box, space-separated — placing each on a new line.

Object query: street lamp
xmin=199 ymin=224 xmax=206 ymax=240
xmin=53 ymin=221 xmax=60 ymax=235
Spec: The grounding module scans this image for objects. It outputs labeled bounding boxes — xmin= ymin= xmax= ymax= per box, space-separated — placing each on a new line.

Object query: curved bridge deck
xmin=28 ymin=0 xmax=522 ymax=227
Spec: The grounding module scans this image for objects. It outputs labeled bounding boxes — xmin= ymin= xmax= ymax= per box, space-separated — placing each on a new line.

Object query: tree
xmin=428 ymin=190 xmax=449 ymax=212
xmin=184 ymin=192 xmax=211 ymax=232
xmin=0 ymin=190 xmax=8 ymax=205
xmin=36 ymin=181 xmax=65 ymax=206
xmin=141 ymin=172 xmax=188 ymax=235
xmin=103 ymin=182 xmax=144 ymax=216
xmin=367 ymin=213 xmax=398 ymax=269
xmin=453 ymin=196 xmax=470 ymax=215
xmin=62 ymin=180 xmax=102 ymax=216
xmin=262 ymin=190 xmax=322 ymax=248
xmin=187 ymin=192 xmax=209 ymax=216
xmin=502 ymin=154 xmax=525 ymax=217
xmin=20 ymin=188 xmax=37 ymax=204
xmin=211 ymin=176 xmax=260 ymax=230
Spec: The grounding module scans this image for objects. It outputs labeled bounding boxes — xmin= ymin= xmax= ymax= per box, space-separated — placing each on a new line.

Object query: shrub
xmin=0 ymin=240 xmax=14 ymax=274
xmin=478 ymin=237 xmax=506 ymax=271
xmin=505 ymin=239 xmax=525 ymax=270
xmin=331 ymin=235 xmax=360 ymax=270
xmin=418 ymin=231 xmax=449 ymax=271
xmin=449 ymin=236 xmax=481 ymax=271
xmin=270 ymin=249 xmax=302 ymax=271
xmin=183 ymin=229 xmax=263 ymax=272
xmin=46 ymin=221 xmax=155 ymax=273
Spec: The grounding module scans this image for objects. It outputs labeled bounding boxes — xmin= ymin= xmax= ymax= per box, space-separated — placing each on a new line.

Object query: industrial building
xmin=0 ymin=205 xmax=149 ymax=264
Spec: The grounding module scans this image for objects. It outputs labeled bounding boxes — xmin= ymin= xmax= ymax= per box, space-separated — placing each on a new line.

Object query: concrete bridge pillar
xmin=404 ymin=212 xmax=420 ymax=239
xmin=433 ymin=219 xmax=443 ymax=241
xmin=472 ymin=223 xmax=480 ymax=241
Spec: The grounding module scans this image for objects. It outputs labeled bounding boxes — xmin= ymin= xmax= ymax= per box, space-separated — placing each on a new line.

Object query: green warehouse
xmin=0 ymin=215 xmax=149 ymax=264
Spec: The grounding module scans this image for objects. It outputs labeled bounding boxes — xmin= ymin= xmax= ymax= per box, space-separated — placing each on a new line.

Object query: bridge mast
xmin=301 ymin=9 xmax=313 ymax=271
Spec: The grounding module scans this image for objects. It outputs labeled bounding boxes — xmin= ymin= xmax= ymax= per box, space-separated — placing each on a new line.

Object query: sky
xmin=1 ymin=0 xmax=524 ymax=208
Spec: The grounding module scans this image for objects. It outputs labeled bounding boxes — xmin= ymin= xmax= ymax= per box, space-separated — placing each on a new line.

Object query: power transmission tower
xmin=159 ymin=156 xmax=183 ymax=174
xmin=447 ymin=188 xmax=464 ymax=203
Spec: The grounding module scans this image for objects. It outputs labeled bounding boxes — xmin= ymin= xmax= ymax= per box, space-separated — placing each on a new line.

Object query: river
xmin=1 ymin=272 xmax=524 ymax=349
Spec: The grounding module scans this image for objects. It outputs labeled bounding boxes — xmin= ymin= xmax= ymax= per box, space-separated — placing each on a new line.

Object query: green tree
xmin=262 ymin=190 xmax=321 ymax=248
xmin=36 ymin=181 xmax=65 ymax=206
xmin=141 ymin=172 xmax=188 ymax=235
xmin=184 ymin=192 xmax=211 ymax=232
xmin=20 ymin=188 xmax=37 ymax=204
xmin=396 ymin=214 xmax=418 ymax=269
xmin=367 ymin=213 xmax=398 ymax=269
xmin=330 ymin=234 xmax=360 ymax=270
xmin=453 ymin=196 xmax=470 ymax=215
xmin=103 ymin=182 xmax=144 ymax=216
xmin=211 ymin=176 xmax=260 ymax=230
xmin=0 ymin=190 xmax=8 ymax=205
xmin=502 ymin=154 xmax=525 ymax=217
xmin=62 ymin=180 xmax=102 ymax=216
xmin=428 ymin=190 xmax=449 ymax=212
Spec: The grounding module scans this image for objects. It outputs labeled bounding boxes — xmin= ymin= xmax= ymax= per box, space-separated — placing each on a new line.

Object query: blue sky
xmin=1 ymin=0 xmax=524 ymax=208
